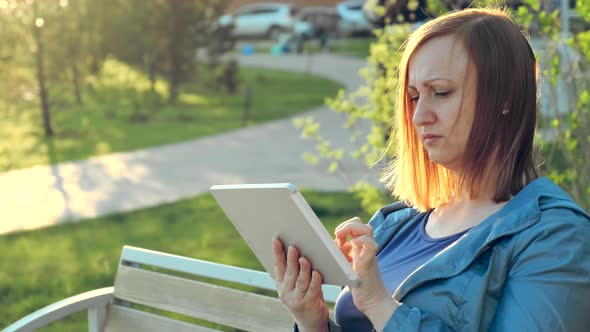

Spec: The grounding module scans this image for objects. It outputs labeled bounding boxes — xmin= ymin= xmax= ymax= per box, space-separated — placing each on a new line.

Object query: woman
xmin=272 ymin=8 xmax=590 ymax=332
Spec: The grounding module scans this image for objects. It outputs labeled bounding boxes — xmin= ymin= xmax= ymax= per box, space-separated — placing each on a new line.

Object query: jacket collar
xmin=382 ymin=177 xmax=588 ymax=301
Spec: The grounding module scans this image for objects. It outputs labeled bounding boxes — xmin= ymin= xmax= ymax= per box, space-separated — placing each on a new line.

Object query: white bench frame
xmin=3 ymin=245 xmax=341 ymax=332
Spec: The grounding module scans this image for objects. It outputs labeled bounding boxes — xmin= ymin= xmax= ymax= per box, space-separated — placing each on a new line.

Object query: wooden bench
xmin=3 ymin=245 xmax=341 ymax=332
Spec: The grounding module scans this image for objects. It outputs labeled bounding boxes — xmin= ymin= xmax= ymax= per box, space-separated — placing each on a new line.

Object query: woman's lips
xmin=423 ymin=134 xmax=442 ymax=144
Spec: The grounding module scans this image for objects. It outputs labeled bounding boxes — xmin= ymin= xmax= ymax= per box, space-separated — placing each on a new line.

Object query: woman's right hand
xmin=272 ymin=237 xmax=330 ymax=332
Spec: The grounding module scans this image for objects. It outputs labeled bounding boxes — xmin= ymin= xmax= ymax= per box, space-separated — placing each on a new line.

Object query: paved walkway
xmin=0 ymin=54 xmax=382 ymax=235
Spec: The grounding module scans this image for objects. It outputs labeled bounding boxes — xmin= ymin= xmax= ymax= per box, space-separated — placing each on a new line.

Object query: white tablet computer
xmin=210 ymin=183 xmax=360 ymax=287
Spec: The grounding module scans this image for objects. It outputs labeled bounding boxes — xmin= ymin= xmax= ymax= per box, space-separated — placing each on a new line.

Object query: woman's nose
xmin=412 ymin=98 xmax=436 ymax=127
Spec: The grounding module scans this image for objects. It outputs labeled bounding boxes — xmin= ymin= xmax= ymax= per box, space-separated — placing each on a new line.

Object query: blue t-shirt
xmin=334 ymin=210 xmax=471 ymax=331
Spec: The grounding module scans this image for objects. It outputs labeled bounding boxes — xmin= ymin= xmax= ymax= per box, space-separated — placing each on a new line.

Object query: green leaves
xmin=293 ymin=116 xmax=320 ymax=138
xmin=538 ymin=10 xmax=559 ymax=36
xmin=303 ymin=152 xmax=319 ymax=166
xmin=515 ymin=5 xmax=534 ymax=30
xmin=578 ymin=0 xmax=590 ymax=22
xmin=351 ymin=181 xmax=390 ymax=216
xmin=523 ymin=0 xmax=540 ymax=12
xmin=294 ymin=116 xmax=345 ymax=174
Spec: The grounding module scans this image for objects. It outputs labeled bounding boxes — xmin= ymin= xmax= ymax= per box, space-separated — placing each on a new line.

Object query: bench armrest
xmin=3 ymin=287 xmax=114 ymax=332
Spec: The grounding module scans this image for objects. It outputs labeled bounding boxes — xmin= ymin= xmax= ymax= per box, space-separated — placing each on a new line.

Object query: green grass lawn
xmin=329 ymin=37 xmax=376 ymax=58
xmin=0 ymin=59 xmax=342 ymax=172
xmin=293 ymin=37 xmax=376 ymax=58
xmin=0 ymin=191 xmax=373 ymax=331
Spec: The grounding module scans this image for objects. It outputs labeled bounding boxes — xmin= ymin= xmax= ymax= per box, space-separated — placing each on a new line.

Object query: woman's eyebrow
xmin=407 ymin=78 xmax=453 ymax=89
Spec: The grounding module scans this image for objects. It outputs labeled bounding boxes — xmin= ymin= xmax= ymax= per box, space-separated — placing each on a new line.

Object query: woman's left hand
xmin=335 ymin=217 xmax=398 ymax=331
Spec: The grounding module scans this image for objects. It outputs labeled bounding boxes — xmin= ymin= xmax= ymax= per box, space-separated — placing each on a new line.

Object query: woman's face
xmin=408 ymin=35 xmax=477 ymax=173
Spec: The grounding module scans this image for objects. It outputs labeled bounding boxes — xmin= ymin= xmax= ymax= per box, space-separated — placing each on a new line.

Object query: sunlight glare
xmin=35 ymin=18 xmax=44 ymax=27
xmin=179 ymin=93 xmax=208 ymax=105
xmin=59 ymin=0 xmax=68 ymax=8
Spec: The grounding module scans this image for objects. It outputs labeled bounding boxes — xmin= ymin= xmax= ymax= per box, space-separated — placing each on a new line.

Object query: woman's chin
xmin=427 ymin=153 xmax=459 ymax=171
xmin=426 ymin=152 xmax=444 ymax=165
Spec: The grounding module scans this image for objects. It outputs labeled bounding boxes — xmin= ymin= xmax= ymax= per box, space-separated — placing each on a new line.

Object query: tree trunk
xmin=167 ymin=38 xmax=181 ymax=103
xmin=33 ymin=20 xmax=53 ymax=137
xmin=167 ymin=0 xmax=182 ymax=104
xmin=168 ymin=76 xmax=179 ymax=104
xmin=149 ymin=60 xmax=156 ymax=94
xmin=71 ymin=63 xmax=83 ymax=105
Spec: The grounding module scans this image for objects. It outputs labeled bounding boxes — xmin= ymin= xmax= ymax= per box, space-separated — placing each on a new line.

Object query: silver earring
xmin=502 ymin=109 xmax=509 ymax=115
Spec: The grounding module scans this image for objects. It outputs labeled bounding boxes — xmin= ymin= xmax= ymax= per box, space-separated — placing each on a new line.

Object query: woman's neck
xmin=425 ymin=169 xmax=510 ymax=238
xmin=451 ymin=162 xmax=508 ymax=204
xmin=427 ymin=198 xmax=508 ymax=238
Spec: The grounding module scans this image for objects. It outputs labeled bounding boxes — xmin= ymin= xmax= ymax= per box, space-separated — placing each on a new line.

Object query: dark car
xmin=296 ymin=6 xmax=340 ymax=38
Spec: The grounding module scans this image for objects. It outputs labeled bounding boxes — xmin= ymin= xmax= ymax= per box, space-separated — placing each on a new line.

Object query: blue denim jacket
xmin=317 ymin=177 xmax=590 ymax=331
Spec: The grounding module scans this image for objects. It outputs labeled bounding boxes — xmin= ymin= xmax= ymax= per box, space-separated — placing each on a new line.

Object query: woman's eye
xmin=435 ymin=91 xmax=451 ymax=97
xmin=410 ymin=95 xmax=420 ymax=102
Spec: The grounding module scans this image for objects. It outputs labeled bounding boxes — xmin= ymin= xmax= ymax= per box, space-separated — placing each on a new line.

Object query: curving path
xmin=0 ymin=54 xmax=383 ymax=235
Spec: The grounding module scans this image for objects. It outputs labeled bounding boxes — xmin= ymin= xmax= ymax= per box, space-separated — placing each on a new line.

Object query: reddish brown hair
xmin=382 ymin=8 xmax=539 ymax=211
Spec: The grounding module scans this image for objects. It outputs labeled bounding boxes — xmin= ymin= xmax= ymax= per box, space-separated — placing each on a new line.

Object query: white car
xmin=218 ymin=3 xmax=297 ymax=40
xmin=336 ymin=0 xmax=374 ymax=36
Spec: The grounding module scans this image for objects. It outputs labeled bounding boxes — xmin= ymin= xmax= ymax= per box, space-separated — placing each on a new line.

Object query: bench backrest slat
xmin=113 ymin=265 xmax=293 ymax=332
xmin=105 ymin=305 xmax=216 ymax=332
xmin=120 ymin=246 xmax=278 ymax=292
xmin=120 ymin=246 xmax=341 ymax=302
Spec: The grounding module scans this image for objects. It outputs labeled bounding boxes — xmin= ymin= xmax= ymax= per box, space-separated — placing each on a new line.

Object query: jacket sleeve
xmin=488 ymin=208 xmax=590 ymax=332
xmin=381 ymin=303 xmax=455 ymax=331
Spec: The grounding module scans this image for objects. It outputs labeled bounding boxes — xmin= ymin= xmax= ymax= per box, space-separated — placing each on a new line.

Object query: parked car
xmin=295 ymin=6 xmax=341 ymax=39
xmin=293 ymin=17 xmax=314 ymax=40
xmin=217 ymin=3 xmax=298 ymax=40
xmin=336 ymin=0 xmax=375 ymax=36
xmin=277 ymin=7 xmax=339 ymax=54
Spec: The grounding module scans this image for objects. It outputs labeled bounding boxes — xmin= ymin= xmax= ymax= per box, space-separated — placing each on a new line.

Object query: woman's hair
xmin=382 ymin=8 xmax=539 ymax=211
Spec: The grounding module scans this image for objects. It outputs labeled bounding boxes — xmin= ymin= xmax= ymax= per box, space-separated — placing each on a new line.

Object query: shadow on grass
xmin=46 ymin=138 xmax=73 ymax=222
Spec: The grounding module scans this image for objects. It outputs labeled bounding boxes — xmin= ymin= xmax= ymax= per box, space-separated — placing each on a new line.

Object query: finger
xmin=335 ymin=235 xmax=344 ymax=248
xmin=350 ymin=235 xmax=379 ymax=258
xmin=335 ymin=222 xmax=373 ymax=241
xmin=272 ymin=237 xmax=287 ymax=282
xmin=334 ymin=218 xmax=361 ymax=247
xmin=334 ymin=217 xmax=362 ymax=233
xmin=335 ymin=220 xmax=371 ymax=236
xmin=335 ymin=237 xmax=354 ymax=262
xmin=304 ymin=270 xmax=324 ymax=300
xmin=335 ymin=219 xmax=368 ymax=239
xmin=294 ymin=257 xmax=312 ymax=298
xmin=283 ymin=245 xmax=301 ymax=289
